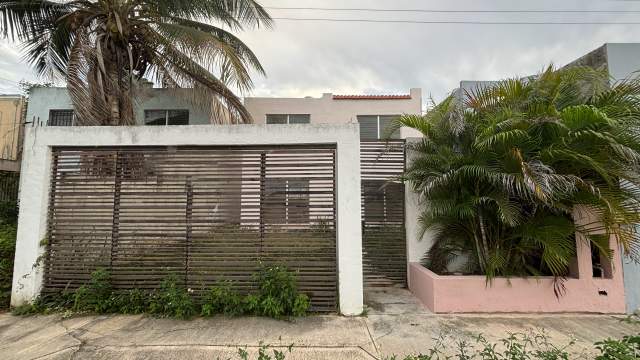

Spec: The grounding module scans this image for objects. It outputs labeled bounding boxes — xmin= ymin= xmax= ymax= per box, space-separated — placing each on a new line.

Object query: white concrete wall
xmin=26 ymin=87 xmax=211 ymax=126
xmin=12 ymin=124 xmax=363 ymax=316
xmin=404 ymin=138 xmax=435 ymax=264
xmin=605 ymin=43 xmax=640 ymax=314
xmin=244 ymin=88 xmax=423 ymax=138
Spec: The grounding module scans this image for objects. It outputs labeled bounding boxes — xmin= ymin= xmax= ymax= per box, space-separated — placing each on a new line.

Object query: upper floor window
xmin=266 ymin=114 xmax=310 ymax=124
xmin=48 ymin=110 xmax=74 ymax=126
xmin=357 ymin=115 xmax=400 ymax=140
xmin=144 ymin=110 xmax=189 ymax=125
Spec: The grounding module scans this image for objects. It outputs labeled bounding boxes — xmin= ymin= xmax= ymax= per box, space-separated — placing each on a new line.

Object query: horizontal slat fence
xmin=44 ymin=145 xmax=337 ymax=312
xmin=0 ymin=171 xmax=19 ymax=203
xmin=360 ymin=141 xmax=407 ymax=287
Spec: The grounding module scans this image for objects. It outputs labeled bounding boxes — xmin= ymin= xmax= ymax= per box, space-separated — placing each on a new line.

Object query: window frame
xmin=48 ymin=109 xmax=75 ymax=126
xmin=357 ymin=115 xmax=401 ymax=140
xmin=144 ymin=109 xmax=190 ymax=126
xmin=265 ymin=114 xmax=311 ymax=125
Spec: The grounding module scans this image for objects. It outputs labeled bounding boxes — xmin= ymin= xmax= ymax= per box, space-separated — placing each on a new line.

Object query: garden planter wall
xmin=408 ymin=230 xmax=626 ymax=313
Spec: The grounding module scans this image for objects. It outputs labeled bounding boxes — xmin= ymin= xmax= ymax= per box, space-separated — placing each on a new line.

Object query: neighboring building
xmin=26 ymin=87 xmax=212 ymax=126
xmin=26 ymin=87 xmax=423 ymax=140
xmin=245 ymin=88 xmax=423 ymax=139
xmin=0 ymin=95 xmax=24 ymax=172
xmin=567 ymin=43 xmax=640 ymax=315
xmin=450 ymin=43 xmax=640 ymax=314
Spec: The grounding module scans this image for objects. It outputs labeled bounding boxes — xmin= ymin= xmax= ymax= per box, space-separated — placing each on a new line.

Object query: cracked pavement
xmin=1 ymin=289 xmax=639 ymax=359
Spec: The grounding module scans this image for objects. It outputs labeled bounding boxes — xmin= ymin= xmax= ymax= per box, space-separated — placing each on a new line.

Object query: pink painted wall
xmin=408 ymin=210 xmax=626 ymax=313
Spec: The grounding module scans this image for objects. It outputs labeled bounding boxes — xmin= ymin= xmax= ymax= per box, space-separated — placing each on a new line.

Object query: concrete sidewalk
xmin=1 ymin=289 xmax=639 ymax=360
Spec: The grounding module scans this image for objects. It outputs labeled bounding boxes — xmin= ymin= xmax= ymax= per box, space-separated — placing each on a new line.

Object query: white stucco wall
xmin=244 ymin=88 xmax=423 ymax=138
xmin=404 ymin=138 xmax=436 ymax=265
xmin=26 ymin=87 xmax=211 ymax=126
xmin=605 ymin=43 xmax=640 ymax=314
xmin=12 ymin=124 xmax=363 ymax=315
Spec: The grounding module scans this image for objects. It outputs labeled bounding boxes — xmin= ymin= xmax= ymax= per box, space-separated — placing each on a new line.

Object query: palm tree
xmin=395 ymin=66 xmax=640 ymax=281
xmin=0 ymin=0 xmax=271 ymax=125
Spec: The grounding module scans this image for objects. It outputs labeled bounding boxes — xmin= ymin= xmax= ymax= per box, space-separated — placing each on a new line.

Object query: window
xmin=48 ymin=110 xmax=74 ymax=126
xmin=266 ymin=114 xmax=310 ymax=124
xmin=144 ymin=110 xmax=189 ymax=125
xmin=264 ymin=178 xmax=310 ymax=224
xmin=357 ymin=115 xmax=401 ymax=140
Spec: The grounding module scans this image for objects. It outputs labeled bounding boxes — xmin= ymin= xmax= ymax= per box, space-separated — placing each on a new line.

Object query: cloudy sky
xmin=2 ymin=0 xmax=640 ymax=103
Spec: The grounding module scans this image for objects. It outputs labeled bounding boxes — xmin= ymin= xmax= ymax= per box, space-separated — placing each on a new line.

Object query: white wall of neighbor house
xmin=25 ymin=87 xmax=211 ymax=126
xmin=12 ymin=124 xmax=364 ymax=316
xmin=244 ymin=88 xmax=423 ymax=138
xmin=404 ymin=138 xmax=435 ymax=264
xmin=604 ymin=43 xmax=640 ymax=314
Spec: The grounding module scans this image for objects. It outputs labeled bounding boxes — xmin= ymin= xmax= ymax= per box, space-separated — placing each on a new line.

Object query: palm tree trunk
xmin=472 ymin=229 xmax=487 ymax=272
xmin=109 ymin=96 xmax=120 ymax=125
xmin=478 ymin=210 xmax=491 ymax=271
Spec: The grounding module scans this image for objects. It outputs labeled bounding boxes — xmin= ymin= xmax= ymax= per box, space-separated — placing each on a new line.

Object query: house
xmin=244 ymin=89 xmax=422 ymax=139
xmin=25 ymin=87 xmax=423 ymax=140
xmin=0 ymin=94 xmax=24 ymax=172
xmin=14 ymin=86 xmax=422 ymax=315
xmin=426 ymin=43 xmax=640 ymax=314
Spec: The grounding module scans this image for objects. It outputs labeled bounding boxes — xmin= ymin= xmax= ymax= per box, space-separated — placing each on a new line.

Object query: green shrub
xmin=13 ymin=291 xmax=75 ymax=315
xmin=242 ymin=293 xmax=261 ymax=314
xmin=292 ymin=294 xmax=310 ymax=317
xmin=148 ymin=274 xmax=195 ymax=319
xmin=116 ymin=288 xmax=149 ymax=314
xmin=0 ymin=222 xmax=17 ymax=309
xmin=12 ymin=266 xmax=309 ymax=319
xmin=595 ymin=334 xmax=640 ymax=359
xmin=73 ymin=268 xmax=116 ymax=313
xmin=252 ymin=265 xmax=310 ymax=318
xmin=0 ymin=200 xmax=17 ymax=309
xmin=201 ymin=280 xmax=243 ymax=316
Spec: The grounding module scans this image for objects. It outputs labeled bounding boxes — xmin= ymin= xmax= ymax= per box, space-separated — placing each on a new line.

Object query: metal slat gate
xmin=361 ymin=141 xmax=407 ymax=287
xmin=44 ymin=145 xmax=338 ymax=312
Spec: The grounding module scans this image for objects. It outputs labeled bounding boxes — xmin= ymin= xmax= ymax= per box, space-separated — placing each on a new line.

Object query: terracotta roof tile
xmin=332 ymin=94 xmax=411 ymax=100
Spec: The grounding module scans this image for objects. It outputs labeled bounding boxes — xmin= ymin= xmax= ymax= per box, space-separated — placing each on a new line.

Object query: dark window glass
xmin=144 ymin=110 xmax=189 ymax=125
xmin=48 ymin=110 xmax=74 ymax=126
xmin=144 ymin=110 xmax=167 ymax=125
xmin=168 ymin=110 xmax=189 ymax=125
xmin=357 ymin=116 xmax=379 ymax=140
xmin=266 ymin=114 xmax=287 ymax=124
xmin=289 ymin=114 xmax=311 ymax=124
xmin=379 ymin=115 xmax=401 ymax=139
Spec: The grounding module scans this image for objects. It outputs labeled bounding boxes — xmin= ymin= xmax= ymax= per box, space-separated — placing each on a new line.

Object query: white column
xmin=335 ymin=136 xmax=363 ymax=315
xmin=11 ymin=127 xmax=51 ymax=306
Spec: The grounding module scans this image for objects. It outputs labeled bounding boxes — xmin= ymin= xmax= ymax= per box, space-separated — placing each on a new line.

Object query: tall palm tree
xmin=395 ymin=66 xmax=640 ymax=281
xmin=0 ymin=0 xmax=271 ymax=125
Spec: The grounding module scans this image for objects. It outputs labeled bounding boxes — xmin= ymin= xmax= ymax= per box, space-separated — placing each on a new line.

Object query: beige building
xmin=244 ymin=88 xmax=423 ymax=139
xmin=0 ymin=95 xmax=24 ymax=172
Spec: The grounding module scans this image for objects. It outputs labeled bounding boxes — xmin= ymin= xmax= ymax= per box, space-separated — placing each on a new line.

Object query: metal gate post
xmin=185 ymin=176 xmax=193 ymax=287
xmin=110 ymin=152 xmax=122 ymax=272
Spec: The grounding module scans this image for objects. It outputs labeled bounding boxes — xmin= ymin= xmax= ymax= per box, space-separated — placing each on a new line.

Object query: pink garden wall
xmin=408 ymin=209 xmax=626 ymax=313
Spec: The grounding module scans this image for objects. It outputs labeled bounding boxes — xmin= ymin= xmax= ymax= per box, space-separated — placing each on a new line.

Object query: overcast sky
xmin=3 ymin=0 xmax=640 ymax=103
